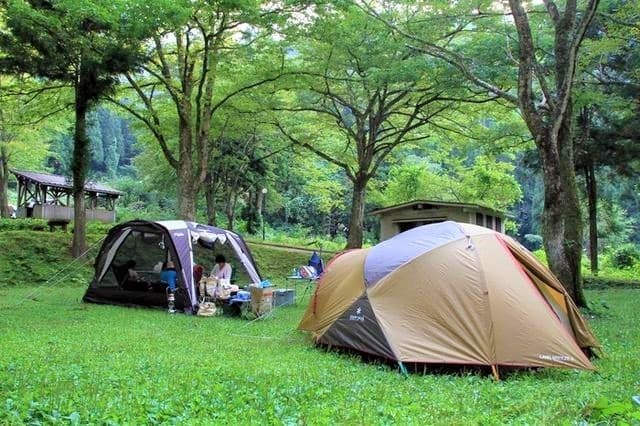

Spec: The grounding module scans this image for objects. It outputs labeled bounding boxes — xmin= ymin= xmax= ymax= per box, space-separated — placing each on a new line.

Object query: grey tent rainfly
xmin=84 ymin=220 xmax=261 ymax=312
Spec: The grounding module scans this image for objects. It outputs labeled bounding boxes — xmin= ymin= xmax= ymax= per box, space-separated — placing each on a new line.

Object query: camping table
xmin=285 ymin=276 xmax=319 ymax=303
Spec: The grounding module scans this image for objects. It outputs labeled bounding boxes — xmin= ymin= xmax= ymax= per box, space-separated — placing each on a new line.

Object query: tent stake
xmin=491 ymin=365 xmax=500 ymax=381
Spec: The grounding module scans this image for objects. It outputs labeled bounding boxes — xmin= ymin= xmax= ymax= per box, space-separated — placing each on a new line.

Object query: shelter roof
xmin=369 ymin=199 xmax=505 ymax=216
xmin=11 ymin=169 xmax=122 ymax=196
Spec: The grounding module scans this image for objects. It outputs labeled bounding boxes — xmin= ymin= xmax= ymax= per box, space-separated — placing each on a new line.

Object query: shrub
xmin=0 ymin=218 xmax=48 ymax=231
xmin=611 ymin=244 xmax=640 ymax=269
xmin=523 ymin=234 xmax=543 ymax=251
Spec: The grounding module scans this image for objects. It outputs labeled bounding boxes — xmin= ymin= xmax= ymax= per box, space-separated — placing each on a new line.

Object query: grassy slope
xmin=0 ymin=231 xmax=314 ymax=288
xmin=0 ymin=232 xmax=639 ymax=423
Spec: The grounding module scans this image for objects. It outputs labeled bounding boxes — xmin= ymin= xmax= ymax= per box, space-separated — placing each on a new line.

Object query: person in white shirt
xmin=211 ymin=254 xmax=232 ymax=280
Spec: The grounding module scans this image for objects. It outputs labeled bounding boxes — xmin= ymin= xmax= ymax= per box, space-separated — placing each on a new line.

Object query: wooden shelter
xmin=12 ymin=170 xmax=121 ymax=223
xmin=370 ymin=200 xmax=506 ymax=241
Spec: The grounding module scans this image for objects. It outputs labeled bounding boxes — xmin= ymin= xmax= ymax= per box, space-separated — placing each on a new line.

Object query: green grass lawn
xmin=1 ymin=285 xmax=639 ymax=424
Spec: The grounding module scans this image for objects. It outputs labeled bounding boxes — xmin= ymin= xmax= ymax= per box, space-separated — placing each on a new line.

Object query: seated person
xmin=116 ymin=260 xmax=148 ymax=291
xmin=160 ymin=261 xmax=178 ymax=292
xmin=210 ymin=255 xmax=232 ymax=281
xmin=125 ymin=260 xmax=140 ymax=281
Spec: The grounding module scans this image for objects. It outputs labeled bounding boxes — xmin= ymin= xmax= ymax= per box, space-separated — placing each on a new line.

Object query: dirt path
xmin=247 ymin=240 xmax=338 ymax=255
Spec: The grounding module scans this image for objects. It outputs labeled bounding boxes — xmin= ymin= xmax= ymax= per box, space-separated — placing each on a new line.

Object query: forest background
xmin=0 ymin=0 xmax=638 ymax=294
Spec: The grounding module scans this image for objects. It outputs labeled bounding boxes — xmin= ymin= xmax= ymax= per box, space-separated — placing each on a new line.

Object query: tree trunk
xmin=346 ymin=177 xmax=367 ymax=249
xmin=71 ymin=94 xmax=89 ymax=258
xmin=539 ymin=127 xmax=587 ymax=307
xmin=205 ymin=175 xmax=217 ymax=226
xmin=178 ymin=178 xmax=197 ymax=221
xmin=0 ymin=145 xmax=10 ymax=217
xmin=225 ymin=190 xmax=236 ymax=231
xmin=246 ymin=190 xmax=256 ymax=234
xmin=177 ymin=98 xmax=197 ymax=221
xmin=256 ymin=188 xmax=265 ymax=236
xmin=585 ymin=161 xmax=598 ymax=275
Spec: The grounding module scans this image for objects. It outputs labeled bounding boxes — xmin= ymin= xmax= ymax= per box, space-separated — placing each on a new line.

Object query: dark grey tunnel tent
xmin=84 ymin=220 xmax=262 ymax=312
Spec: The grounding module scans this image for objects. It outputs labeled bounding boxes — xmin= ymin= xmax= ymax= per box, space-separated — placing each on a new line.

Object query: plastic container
xmin=273 ymin=289 xmax=295 ymax=307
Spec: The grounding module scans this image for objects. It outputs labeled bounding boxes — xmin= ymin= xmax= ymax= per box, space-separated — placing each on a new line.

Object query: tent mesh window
xmin=193 ymin=239 xmax=252 ymax=285
xmin=102 ymin=231 xmax=166 ymax=288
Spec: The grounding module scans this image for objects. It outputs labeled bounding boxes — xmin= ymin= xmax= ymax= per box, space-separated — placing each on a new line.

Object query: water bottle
xmin=167 ymin=291 xmax=176 ymax=314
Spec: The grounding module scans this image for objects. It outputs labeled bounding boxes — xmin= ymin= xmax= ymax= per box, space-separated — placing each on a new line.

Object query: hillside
xmin=0 ymin=230 xmax=319 ymax=288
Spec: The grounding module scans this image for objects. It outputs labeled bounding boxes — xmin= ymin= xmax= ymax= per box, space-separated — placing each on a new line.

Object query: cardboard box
xmin=250 ymin=286 xmax=273 ymax=316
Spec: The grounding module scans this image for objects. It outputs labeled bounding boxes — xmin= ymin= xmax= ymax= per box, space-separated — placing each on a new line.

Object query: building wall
xmin=378 ymin=206 xmax=504 ymax=240
xmin=17 ymin=204 xmax=116 ymax=223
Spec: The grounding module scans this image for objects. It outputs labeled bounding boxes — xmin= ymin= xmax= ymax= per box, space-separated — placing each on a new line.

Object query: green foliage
xmin=598 ymin=200 xmax=636 ymax=249
xmin=583 ymin=397 xmax=640 ymax=424
xmin=523 ymin=234 xmax=543 ymax=251
xmin=611 ymin=244 xmax=640 ymax=269
xmin=0 ymin=218 xmax=48 ymax=231
xmin=50 ymin=107 xmax=137 ymax=178
xmin=377 ymin=154 xmax=522 ymax=211
xmin=532 ymin=249 xmax=548 ymax=266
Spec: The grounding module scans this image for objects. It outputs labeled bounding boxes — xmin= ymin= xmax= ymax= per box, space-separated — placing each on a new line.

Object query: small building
xmin=371 ymin=200 xmax=506 ymax=241
xmin=12 ymin=170 xmax=122 ymax=223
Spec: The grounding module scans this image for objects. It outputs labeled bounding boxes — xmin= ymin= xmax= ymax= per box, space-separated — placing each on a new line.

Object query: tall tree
xmin=111 ymin=0 xmax=296 ymax=220
xmin=574 ymin=1 xmax=640 ymax=273
xmin=275 ymin=4 xmax=486 ymax=248
xmin=0 ymin=0 xmax=180 ymax=256
xmin=365 ymin=0 xmax=601 ymax=305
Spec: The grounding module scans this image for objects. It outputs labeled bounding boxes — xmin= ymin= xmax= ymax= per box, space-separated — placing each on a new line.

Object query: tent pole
xmin=398 ymin=361 xmax=408 ymax=377
xmin=491 ymin=365 xmax=500 ymax=381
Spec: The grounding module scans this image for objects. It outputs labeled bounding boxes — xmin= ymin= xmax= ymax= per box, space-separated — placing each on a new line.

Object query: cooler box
xmin=273 ymin=289 xmax=295 ymax=307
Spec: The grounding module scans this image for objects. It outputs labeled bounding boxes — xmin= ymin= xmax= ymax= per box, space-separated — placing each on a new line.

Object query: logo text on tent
xmin=538 ymin=354 xmax=574 ymax=362
xmin=349 ymin=307 xmax=365 ymax=322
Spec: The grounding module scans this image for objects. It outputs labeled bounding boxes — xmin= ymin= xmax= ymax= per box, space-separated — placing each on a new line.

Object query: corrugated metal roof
xmin=369 ymin=199 xmax=504 ymax=216
xmin=12 ymin=169 xmax=122 ymax=196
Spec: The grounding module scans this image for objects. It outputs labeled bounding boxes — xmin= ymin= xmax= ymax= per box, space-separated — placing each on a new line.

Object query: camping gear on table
xmin=84 ymin=220 xmax=262 ymax=313
xmin=299 ymin=221 xmax=600 ymax=372
xmin=298 ymin=265 xmax=317 ymax=279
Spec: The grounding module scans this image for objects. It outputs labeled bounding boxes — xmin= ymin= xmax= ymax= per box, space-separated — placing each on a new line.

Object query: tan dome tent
xmin=299 ymin=222 xmax=600 ymax=374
